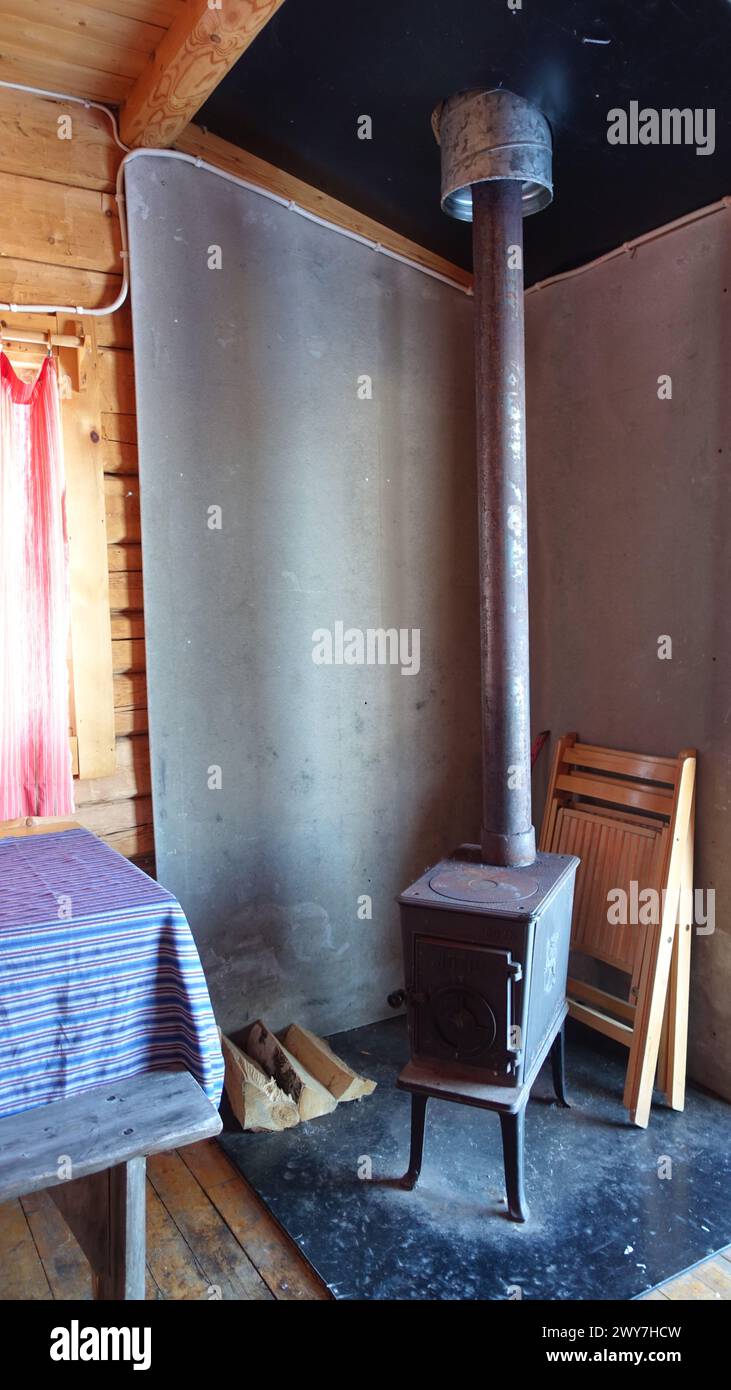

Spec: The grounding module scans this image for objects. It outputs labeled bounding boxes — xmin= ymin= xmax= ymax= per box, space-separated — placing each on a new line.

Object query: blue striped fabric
xmin=0 ymin=828 xmax=223 ymax=1119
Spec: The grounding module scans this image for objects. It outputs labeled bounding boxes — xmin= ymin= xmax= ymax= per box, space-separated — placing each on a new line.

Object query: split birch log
xmin=244 ymin=1020 xmax=338 ymax=1121
xmin=280 ymin=1023 xmax=376 ymax=1103
xmin=220 ymin=1030 xmax=300 ymax=1132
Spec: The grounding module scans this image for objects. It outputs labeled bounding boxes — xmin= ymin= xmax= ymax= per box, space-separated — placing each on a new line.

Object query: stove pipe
xmin=432 ymin=90 xmax=553 ymax=869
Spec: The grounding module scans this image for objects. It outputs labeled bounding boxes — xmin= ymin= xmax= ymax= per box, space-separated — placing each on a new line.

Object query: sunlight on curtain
xmin=0 ymin=353 xmax=74 ymax=817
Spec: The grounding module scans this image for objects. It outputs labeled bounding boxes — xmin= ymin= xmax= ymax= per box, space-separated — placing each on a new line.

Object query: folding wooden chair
xmin=539 ymin=734 xmax=695 ymax=1128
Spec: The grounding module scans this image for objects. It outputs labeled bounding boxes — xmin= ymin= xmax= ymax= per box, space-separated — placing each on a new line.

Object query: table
xmin=0 ymin=827 xmax=224 ymax=1120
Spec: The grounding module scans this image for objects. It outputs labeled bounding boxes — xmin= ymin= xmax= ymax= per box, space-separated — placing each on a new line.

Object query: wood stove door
xmin=411 ymin=936 xmax=517 ymax=1075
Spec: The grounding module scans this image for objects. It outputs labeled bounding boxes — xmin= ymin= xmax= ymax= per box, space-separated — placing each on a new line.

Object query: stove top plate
xmin=398 ymin=845 xmax=580 ymax=917
xmin=428 ymin=863 xmax=540 ymax=905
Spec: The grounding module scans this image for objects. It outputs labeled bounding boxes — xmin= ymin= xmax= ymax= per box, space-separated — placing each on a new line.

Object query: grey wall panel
xmin=126 ymin=153 xmax=481 ymax=1036
xmin=127 ymin=152 xmax=729 ymax=1095
xmin=526 ymin=214 xmax=731 ymax=1098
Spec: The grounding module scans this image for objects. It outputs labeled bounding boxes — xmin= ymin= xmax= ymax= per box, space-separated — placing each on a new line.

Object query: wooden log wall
xmin=0 ymin=88 xmax=152 ymax=862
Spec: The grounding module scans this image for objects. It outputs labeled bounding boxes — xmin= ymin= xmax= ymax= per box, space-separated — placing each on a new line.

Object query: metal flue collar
xmin=432 ymin=88 xmax=553 ymax=221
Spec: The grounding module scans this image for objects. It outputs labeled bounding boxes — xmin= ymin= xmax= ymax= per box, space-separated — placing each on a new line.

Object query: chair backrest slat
xmin=539 ymin=733 xmax=694 ymax=997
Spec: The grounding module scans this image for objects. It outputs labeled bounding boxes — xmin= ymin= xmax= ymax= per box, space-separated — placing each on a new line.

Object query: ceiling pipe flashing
xmin=432 ymin=87 xmax=553 ymax=222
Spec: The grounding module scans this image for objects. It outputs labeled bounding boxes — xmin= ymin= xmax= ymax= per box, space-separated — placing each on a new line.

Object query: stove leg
xmin=499 ymin=1107 xmax=529 ymax=1222
xmin=550 ymin=1025 xmax=570 ymax=1107
xmin=400 ymin=1093 xmax=428 ymax=1190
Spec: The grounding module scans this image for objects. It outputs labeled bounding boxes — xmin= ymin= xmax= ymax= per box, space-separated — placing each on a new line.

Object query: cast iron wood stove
xmin=395 ymin=90 xmax=579 ymax=1222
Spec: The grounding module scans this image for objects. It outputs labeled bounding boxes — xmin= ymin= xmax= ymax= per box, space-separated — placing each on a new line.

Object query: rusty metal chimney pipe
xmin=433 ymin=90 xmax=553 ymax=868
xmin=473 ymin=177 xmax=534 ymax=866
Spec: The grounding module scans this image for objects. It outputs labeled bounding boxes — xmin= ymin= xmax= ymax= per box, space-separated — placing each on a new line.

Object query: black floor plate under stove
xmin=218 ymin=1017 xmax=731 ymax=1300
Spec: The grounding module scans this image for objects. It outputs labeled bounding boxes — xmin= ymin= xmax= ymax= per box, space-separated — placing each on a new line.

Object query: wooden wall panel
xmin=108 ymin=544 xmax=143 ymax=573
xmin=109 ymin=571 xmax=144 ymax=608
xmin=0 ymin=88 xmax=119 ymax=191
xmin=98 ymin=439 xmax=138 ymax=473
xmin=0 ymin=172 xmax=120 ymax=272
xmin=0 ymin=43 xmax=131 ymax=104
xmin=105 ymin=475 xmax=141 ymax=543
xmin=99 ymin=349 xmax=136 ymax=413
xmin=0 ymin=259 xmax=123 ymax=315
xmin=103 ymin=413 xmax=137 ymax=445
xmin=0 ymin=87 xmax=153 ymax=863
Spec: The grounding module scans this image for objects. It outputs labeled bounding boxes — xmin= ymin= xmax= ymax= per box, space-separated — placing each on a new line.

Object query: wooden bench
xmin=0 ymin=1069 xmax=222 ymax=1299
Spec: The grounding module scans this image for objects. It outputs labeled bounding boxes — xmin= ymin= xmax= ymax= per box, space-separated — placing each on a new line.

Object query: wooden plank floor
xmin=639 ymin=1247 xmax=731 ymax=1301
xmin=0 ymin=1140 xmax=329 ymax=1301
xmin=0 ymin=1144 xmax=728 ymax=1301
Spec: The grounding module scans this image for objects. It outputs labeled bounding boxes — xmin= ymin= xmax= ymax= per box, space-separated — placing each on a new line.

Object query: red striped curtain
xmin=0 ymin=353 xmax=74 ymax=818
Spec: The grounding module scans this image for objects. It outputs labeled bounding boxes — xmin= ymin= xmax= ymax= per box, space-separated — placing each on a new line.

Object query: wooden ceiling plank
xmin=0 ymin=13 xmax=155 ymax=81
xmin=0 ymin=0 xmax=165 ymax=54
xmin=80 ymin=0 xmax=186 ymax=25
xmin=0 ymin=49 xmax=132 ymax=103
xmin=120 ymin=0 xmax=287 ymax=149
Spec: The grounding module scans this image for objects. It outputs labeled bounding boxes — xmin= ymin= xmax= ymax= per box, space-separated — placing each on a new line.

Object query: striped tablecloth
xmin=0 ymin=828 xmax=224 ymax=1119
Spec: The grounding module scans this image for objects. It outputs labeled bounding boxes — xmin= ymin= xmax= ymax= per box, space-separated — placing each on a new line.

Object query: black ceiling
xmin=199 ymin=0 xmax=731 ymax=285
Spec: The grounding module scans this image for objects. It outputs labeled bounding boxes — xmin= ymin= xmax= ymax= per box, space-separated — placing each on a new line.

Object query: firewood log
xmin=220 ymin=1030 xmax=300 ymax=1132
xmin=280 ymin=1024 xmax=376 ymax=1102
xmin=244 ymin=1020 xmax=338 ymax=1121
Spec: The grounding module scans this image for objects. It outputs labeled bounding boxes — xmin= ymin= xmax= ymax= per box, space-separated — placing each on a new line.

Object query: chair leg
xmin=663 ymin=812 xmax=694 ymax=1111
xmin=550 ymin=1025 xmax=570 ymax=1107
xmin=400 ymin=1093 xmax=428 ymax=1190
xmin=499 ymin=1107 xmax=529 ymax=1222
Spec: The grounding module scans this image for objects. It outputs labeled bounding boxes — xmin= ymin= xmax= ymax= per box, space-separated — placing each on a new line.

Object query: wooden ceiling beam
xmin=120 ymin=0 xmax=286 ymax=150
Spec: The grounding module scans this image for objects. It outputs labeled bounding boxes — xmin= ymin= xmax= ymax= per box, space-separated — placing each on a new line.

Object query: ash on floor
xmin=219 ymin=1017 xmax=731 ymax=1301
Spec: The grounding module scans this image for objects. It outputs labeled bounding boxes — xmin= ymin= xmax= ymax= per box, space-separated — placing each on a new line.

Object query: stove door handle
xmin=388 ymin=988 xmax=429 ymax=1008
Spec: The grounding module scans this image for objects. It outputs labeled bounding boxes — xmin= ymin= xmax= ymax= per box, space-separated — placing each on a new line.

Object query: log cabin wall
xmin=0 ymin=87 xmax=152 ymax=863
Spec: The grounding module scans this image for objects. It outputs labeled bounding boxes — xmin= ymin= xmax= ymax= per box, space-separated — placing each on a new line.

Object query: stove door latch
xmin=507 ymin=960 xmax=523 ymax=983
xmin=388 ymin=988 xmax=429 ymax=1009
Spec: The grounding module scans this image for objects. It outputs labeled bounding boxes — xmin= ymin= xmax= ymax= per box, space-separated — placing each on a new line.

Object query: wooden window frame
xmin=62 ymin=318 xmax=116 ymax=781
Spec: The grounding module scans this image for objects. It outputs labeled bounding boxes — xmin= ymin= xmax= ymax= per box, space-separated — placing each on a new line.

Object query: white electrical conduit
xmin=125 ymin=145 xmax=474 ymax=296
xmin=0 ymin=77 xmax=728 ymax=320
xmin=0 ymin=80 xmax=130 ymax=317
xmin=525 ymin=192 xmax=731 ymax=298
xmin=0 ymin=77 xmax=472 ymax=320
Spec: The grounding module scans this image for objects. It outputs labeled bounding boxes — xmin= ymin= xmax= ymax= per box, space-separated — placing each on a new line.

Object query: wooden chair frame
xmin=539 ymin=733 xmax=696 ymax=1128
